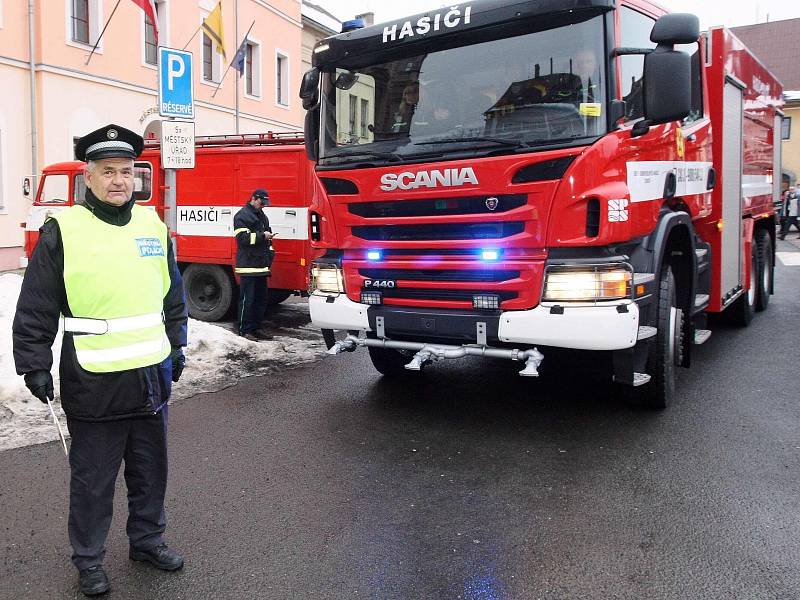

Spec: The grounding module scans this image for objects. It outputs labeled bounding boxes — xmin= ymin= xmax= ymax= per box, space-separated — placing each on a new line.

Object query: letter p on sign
xmin=158 ymin=47 xmax=194 ymax=119
xmin=167 ymin=55 xmax=185 ymax=90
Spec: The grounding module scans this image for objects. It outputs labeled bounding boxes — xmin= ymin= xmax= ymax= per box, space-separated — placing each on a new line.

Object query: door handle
xmin=286 ymin=210 xmax=296 ymax=216
xmin=221 ymin=209 xmax=232 ymax=214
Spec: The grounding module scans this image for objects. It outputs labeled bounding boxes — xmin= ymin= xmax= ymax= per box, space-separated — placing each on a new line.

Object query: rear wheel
xmin=728 ymin=239 xmax=757 ymax=326
xmin=183 ymin=263 xmax=233 ymax=322
xmin=366 ymin=333 xmax=414 ymax=376
xmin=627 ymin=267 xmax=682 ymax=410
xmin=755 ymin=229 xmax=772 ymax=311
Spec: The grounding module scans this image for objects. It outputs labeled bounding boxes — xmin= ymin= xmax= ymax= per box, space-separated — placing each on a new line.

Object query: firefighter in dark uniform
xmin=233 ymin=188 xmax=275 ymax=341
xmin=12 ymin=124 xmax=188 ymax=597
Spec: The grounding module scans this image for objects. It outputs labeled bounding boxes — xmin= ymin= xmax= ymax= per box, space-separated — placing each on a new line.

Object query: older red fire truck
xmin=300 ymin=0 xmax=784 ymax=408
xmin=23 ymin=134 xmax=321 ymax=321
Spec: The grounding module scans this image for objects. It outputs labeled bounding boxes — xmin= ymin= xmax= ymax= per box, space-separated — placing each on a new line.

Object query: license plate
xmin=364 ymin=279 xmax=397 ymax=289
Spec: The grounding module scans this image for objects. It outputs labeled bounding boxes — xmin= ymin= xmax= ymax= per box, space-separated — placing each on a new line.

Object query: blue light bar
xmin=367 ymin=250 xmax=382 ymax=261
xmin=481 ymin=249 xmax=500 ymax=261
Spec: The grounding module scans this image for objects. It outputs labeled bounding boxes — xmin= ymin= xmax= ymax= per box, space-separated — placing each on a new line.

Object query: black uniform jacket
xmin=233 ymin=202 xmax=273 ymax=276
xmin=12 ymin=190 xmax=188 ymax=422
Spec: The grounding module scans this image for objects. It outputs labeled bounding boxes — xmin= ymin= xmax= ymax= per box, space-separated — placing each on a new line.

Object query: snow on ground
xmin=0 ymin=273 xmax=327 ymax=452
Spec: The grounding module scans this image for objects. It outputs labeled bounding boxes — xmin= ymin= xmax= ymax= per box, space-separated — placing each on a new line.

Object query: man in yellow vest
xmin=12 ymin=124 xmax=188 ymax=597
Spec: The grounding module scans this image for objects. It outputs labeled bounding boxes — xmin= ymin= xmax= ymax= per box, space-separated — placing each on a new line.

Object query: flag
xmin=202 ymin=2 xmax=226 ymax=59
xmin=231 ymin=36 xmax=248 ymax=76
xmin=131 ymin=0 xmax=158 ymax=44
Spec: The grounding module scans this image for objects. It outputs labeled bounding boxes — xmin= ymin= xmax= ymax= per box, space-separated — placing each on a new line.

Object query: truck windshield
xmin=319 ymin=15 xmax=607 ymax=166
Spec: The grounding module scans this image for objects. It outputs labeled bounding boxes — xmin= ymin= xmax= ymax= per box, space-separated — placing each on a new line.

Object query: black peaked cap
xmin=75 ymin=124 xmax=144 ymax=162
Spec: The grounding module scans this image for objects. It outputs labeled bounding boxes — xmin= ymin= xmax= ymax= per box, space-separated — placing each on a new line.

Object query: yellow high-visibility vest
xmin=53 ymin=204 xmax=171 ymax=373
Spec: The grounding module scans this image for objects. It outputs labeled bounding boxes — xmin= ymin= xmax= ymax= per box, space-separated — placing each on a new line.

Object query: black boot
xmin=130 ymin=544 xmax=184 ymax=571
xmin=78 ymin=566 xmax=109 ymax=596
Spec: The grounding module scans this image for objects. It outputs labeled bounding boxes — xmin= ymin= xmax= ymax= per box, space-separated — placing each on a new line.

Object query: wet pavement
xmin=1 ymin=247 xmax=799 ymax=599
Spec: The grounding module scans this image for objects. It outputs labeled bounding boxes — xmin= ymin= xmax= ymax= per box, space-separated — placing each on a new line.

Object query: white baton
xmin=46 ymin=398 xmax=69 ymax=457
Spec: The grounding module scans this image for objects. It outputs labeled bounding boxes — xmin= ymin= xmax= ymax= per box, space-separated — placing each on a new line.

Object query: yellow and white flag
xmin=201 ymin=2 xmax=226 ymax=59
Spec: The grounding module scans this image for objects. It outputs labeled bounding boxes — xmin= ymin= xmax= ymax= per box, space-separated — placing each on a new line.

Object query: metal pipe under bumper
xmin=326 ymin=335 xmax=545 ymax=376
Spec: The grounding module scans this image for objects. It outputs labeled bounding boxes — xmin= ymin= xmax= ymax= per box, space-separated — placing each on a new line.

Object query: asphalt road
xmin=1 ymin=243 xmax=799 ymax=600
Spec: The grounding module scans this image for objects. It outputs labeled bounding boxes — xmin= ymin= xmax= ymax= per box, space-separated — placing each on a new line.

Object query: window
xmin=133 ymin=163 xmax=153 ymax=202
xmin=71 ymin=0 xmax=90 ymax=44
xmin=276 ymin=52 xmax=289 ymax=105
xmin=73 ymin=174 xmax=86 ymax=203
xmin=360 ymin=98 xmax=369 ymax=139
xmin=41 ymin=175 xmax=69 ymax=204
xmin=782 ymin=116 xmax=792 ymax=140
xmin=202 ymin=31 xmax=223 ymax=83
xmin=619 ymin=7 xmax=656 ymax=121
xmin=244 ymin=41 xmax=261 ymax=97
xmin=349 ymin=94 xmax=357 ymax=138
xmin=144 ymin=10 xmax=157 ymax=65
xmin=677 ymin=42 xmax=704 ymax=124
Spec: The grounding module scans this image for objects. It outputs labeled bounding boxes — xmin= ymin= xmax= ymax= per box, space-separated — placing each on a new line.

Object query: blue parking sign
xmin=158 ymin=47 xmax=194 ymax=119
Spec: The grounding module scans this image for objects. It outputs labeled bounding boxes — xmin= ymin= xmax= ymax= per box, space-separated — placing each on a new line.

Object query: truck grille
xmin=379 ymin=288 xmax=518 ymax=302
xmin=352 ymin=222 xmax=524 ymax=241
xmin=349 ymin=194 xmax=526 ymax=218
xmin=359 ymin=268 xmax=519 ymax=282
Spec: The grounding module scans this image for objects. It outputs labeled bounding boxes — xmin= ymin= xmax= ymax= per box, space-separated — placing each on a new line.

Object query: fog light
xmin=361 ymin=290 xmax=383 ymax=305
xmin=473 ymin=294 xmax=500 ymax=310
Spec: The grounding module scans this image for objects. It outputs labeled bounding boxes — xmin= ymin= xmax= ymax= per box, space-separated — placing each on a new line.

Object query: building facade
xmin=0 ymin=0 xmax=311 ymax=270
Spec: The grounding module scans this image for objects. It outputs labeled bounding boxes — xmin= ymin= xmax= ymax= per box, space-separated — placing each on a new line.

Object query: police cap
xmin=252 ymin=188 xmax=270 ymax=203
xmin=75 ymin=124 xmax=144 ymax=162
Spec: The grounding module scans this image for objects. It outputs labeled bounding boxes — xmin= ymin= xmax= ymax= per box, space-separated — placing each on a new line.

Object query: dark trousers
xmin=779 ymin=216 xmax=800 ymax=238
xmin=238 ymin=276 xmax=268 ymax=335
xmin=66 ymin=409 xmax=168 ymax=571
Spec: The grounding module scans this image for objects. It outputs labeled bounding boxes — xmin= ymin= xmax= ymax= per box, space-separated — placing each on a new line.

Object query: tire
xmin=367 ymin=346 xmax=415 ymax=376
xmin=627 ymin=267 xmax=682 ymax=409
xmin=267 ymin=289 xmax=293 ymax=306
xmin=728 ymin=239 xmax=757 ymax=326
xmin=183 ymin=264 xmax=233 ymax=322
xmin=755 ymin=229 xmax=772 ymax=312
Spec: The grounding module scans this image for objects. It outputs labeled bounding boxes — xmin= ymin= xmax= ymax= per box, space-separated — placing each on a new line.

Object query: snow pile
xmin=0 ymin=273 xmax=327 ymax=451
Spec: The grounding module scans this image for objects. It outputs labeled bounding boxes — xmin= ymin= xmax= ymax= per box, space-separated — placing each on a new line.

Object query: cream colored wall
xmin=782 ymin=105 xmax=800 ymax=183
xmin=0 ymin=0 xmax=306 ymax=270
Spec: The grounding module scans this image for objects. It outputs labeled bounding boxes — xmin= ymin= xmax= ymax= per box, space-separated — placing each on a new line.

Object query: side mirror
xmin=642 ymin=49 xmax=691 ymax=125
xmin=640 ymin=13 xmax=697 ymax=128
xmin=304 ymin=109 xmax=319 ymax=162
xmin=650 ymin=13 xmax=700 ymax=45
xmin=299 ymin=68 xmax=320 ymax=110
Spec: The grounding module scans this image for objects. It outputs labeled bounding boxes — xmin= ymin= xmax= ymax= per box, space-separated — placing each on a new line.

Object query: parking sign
xmin=158 ymin=47 xmax=194 ymax=119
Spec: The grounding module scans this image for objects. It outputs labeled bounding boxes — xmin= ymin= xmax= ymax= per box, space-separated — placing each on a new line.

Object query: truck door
xmin=721 ymin=78 xmax=744 ymax=299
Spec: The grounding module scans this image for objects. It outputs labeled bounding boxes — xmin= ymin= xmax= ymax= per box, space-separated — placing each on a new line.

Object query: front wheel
xmin=626 ymin=267 xmax=682 ymax=410
xmin=183 ymin=264 xmax=233 ymax=322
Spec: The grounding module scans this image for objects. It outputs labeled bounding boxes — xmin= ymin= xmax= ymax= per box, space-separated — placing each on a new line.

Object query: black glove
xmin=170 ymin=348 xmax=186 ymax=383
xmin=24 ymin=370 xmax=54 ymax=404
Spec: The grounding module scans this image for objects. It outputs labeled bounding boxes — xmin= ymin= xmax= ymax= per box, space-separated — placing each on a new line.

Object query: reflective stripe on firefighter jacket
xmin=52 ymin=204 xmax=172 ymax=373
xmin=233 ymin=202 xmax=274 ymax=276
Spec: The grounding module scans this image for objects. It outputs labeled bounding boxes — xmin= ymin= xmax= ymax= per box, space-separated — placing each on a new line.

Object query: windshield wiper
xmin=324 ymin=149 xmax=403 ymax=163
xmin=412 ymin=136 xmax=531 ymax=148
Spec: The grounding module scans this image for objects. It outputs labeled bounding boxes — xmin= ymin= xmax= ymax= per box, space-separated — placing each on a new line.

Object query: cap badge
xmin=107 ymin=129 xmax=118 ymax=140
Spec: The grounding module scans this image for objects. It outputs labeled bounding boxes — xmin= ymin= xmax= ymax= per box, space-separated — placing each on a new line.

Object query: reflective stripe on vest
xmin=235 ymin=266 xmax=271 ymax=274
xmin=53 ymin=204 xmax=171 ymax=373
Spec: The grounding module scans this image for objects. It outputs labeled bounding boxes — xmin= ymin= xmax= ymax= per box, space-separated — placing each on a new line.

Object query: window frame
xmin=243 ymin=36 xmax=263 ymax=100
xmin=275 ymin=50 xmax=290 ymax=108
xmin=360 ymin=98 xmax=369 ymax=140
xmin=65 ymin=0 xmax=102 ymax=52
xmin=200 ymin=11 xmax=223 ymax=86
xmin=782 ymin=116 xmax=792 ymax=141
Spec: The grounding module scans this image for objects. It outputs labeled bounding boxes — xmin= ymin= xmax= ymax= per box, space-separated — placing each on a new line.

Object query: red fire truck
xmin=299 ymin=0 xmax=784 ymax=408
xmin=23 ymin=133 xmax=321 ymax=321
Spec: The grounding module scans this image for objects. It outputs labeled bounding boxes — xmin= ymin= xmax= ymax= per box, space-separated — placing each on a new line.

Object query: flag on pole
xmin=131 ymin=0 xmax=158 ymax=43
xmin=202 ymin=2 xmax=226 ymax=59
xmin=231 ymin=36 xmax=248 ymax=76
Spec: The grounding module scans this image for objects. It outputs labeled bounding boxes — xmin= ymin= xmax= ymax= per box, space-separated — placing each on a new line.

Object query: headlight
xmin=310 ymin=263 xmax=345 ymax=295
xmin=543 ymin=266 xmax=632 ymax=302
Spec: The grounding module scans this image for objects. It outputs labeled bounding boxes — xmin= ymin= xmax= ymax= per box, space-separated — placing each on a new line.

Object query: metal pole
xmin=235 ymin=0 xmax=240 ymax=134
xmin=165 ymin=165 xmax=177 ymax=253
xmin=85 ymin=0 xmax=122 ymax=65
xmin=28 ymin=0 xmax=38 ymax=185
